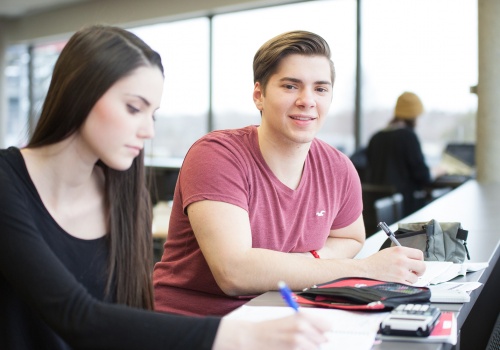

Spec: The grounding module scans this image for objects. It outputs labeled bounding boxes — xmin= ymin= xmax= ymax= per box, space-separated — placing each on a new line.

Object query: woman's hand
xmin=213 ymin=311 xmax=331 ymax=350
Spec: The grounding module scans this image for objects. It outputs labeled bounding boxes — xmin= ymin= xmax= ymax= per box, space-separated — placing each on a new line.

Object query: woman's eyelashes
xmin=127 ymin=104 xmax=157 ymax=123
xmin=127 ymin=104 xmax=141 ymax=114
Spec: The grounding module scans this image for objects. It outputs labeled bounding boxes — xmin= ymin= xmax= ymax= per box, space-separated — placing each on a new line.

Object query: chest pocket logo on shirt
xmin=316 ymin=210 xmax=326 ymax=217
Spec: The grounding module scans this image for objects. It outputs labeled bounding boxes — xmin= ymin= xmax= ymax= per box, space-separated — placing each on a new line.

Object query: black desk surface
xmin=247 ymin=181 xmax=500 ymax=350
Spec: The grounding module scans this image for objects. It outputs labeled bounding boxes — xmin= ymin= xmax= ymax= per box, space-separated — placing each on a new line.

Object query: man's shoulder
xmin=311 ymin=138 xmax=349 ymax=160
xmin=309 ymin=139 xmax=355 ymax=177
xmin=196 ymin=125 xmax=255 ymax=144
xmin=205 ymin=125 xmax=255 ymax=137
xmin=184 ymin=126 xmax=257 ymax=169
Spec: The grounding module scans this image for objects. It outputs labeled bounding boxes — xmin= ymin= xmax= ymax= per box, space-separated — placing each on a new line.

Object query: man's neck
xmin=256 ymin=126 xmax=311 ymax=190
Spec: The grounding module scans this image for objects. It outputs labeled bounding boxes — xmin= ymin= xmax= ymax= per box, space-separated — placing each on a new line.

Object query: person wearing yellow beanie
xmin=365 ymin=92 xmax=431 ymax=217
xmin=394 ymin=91 xmax=424 ymax=120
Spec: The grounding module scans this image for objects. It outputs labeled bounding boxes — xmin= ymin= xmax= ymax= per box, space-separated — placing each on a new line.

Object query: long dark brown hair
xmin=27 ymin=25 xmax=164 ymax=310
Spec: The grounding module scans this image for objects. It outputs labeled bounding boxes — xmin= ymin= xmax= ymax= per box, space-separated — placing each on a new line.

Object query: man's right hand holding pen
xmin=356 ymin=222 xmax=426 ymax=285
xmin=378 ymin=222 xmax=402 ymax=246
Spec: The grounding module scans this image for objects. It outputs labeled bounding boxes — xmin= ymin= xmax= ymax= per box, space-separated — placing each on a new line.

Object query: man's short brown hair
xmin=253 ymin=30 xmax=335 ymax=94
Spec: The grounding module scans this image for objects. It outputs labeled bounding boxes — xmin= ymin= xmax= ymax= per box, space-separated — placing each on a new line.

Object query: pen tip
xmin=278 ymin=281 xmax=286 ymax=288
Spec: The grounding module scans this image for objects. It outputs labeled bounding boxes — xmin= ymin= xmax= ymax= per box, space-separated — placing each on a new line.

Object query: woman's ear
xmin=253 ymin=82 xmax=263 ymax=111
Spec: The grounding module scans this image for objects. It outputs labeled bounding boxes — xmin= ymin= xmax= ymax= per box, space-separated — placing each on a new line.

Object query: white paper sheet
xmin=225 ymin=305 xmax=389 ymax=350
xmin=413 ymin=261 xmax=488 ymax=287
xmin=428 ymin=281 xmax=482 ymax=302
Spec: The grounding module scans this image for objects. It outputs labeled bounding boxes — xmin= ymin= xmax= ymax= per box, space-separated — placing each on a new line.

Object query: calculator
xmin=379 ymin=303 xmax=441 ymax=337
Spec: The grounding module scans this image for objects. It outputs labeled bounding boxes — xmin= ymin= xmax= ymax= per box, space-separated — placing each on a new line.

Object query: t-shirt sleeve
xmin=179 ymin=137 xmax=250 ymax=212
xmin=0 ymin=163 xmax=220 ymax=350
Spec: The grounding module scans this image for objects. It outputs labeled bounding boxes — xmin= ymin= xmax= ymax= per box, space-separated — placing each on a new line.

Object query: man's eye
xmin=127 ymin=105 xmax=140 ymax=114
xmin=316 ymin=87 xmax=328 ymax=93
xmin=283 ymin=84 xmax=296 ymax=90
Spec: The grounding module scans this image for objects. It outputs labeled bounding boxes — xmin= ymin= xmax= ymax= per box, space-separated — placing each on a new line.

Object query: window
xmin=3 ymin=0 xmax=478 ymax=163
xmin=5 ymin=45 xmax=30 ymax=148
xmin=212 ymin=0 xmax=357 ymax=154
xmin=361 ymin=0 xmax=478 ymax=165
xmin=31 ymin=41 xmax=66 ymax=131
xmin=131 ymin=18 xmax=210 ymax=163
xmin=4 ymin=41 xmax=66 ymax=148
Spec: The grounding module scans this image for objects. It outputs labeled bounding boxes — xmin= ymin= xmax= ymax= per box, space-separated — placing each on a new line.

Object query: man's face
xmin=253 ymin=54 xmax=333 ymax=146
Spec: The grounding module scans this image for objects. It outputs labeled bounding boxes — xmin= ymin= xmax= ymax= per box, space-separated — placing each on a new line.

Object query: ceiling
xmin=0 ymin=0 xmax=94 ymax=18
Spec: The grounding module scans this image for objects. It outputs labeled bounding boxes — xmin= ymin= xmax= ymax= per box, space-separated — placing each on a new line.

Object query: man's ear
xmin=253 ymin=82 xmax=263 ymax=111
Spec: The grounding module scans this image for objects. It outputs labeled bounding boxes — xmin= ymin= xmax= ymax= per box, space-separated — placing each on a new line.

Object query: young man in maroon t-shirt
xmin=153 ymin=30 xmax=426 ymax=317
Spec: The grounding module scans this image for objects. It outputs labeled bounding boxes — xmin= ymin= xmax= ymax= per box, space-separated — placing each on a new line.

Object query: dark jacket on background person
xmin=366 ymin=122 xmax=431 ymax=216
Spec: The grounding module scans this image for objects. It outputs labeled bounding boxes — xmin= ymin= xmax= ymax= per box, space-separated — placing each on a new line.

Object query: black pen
xmin=378 ymin=222 xmax=402 ymax=246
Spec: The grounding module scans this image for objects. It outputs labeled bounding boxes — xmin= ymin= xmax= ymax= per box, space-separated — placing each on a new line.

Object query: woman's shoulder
xmin=0 ymin=147 xmax=24 ymax=175
xmin=0 ymin=146 xmax=21 ymax=159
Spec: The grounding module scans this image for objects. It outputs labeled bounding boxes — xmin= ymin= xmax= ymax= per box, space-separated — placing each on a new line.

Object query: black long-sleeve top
xmin=0 ymin=147 xmax=220 ymax=350
xmin=365 ymin=125 xmax=432 ymax=215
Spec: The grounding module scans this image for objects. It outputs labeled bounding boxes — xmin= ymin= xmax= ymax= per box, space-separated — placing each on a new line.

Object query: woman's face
xmin=80 ymin=65 xmax=164 ymax=170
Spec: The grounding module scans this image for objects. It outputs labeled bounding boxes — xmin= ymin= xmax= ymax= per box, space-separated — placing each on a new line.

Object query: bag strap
xmin=457 ymin=228 xmax=470 ymax=260
xmin=457 ymin=228 xmax=468 ymax=241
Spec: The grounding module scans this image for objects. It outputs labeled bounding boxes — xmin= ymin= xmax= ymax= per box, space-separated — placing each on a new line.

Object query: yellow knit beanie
xmin=394 ymin=92 xmax=424 ymax=120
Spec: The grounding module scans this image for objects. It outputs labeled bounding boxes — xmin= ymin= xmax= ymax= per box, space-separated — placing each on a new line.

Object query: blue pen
xmin=378 ymin=222 xmax=402 ymax=246
xmin=278 ymin=281 xmax=299 ymax=312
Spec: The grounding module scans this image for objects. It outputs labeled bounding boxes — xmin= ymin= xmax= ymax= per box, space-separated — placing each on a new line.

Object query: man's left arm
xmin=315 ymin=214 xmax=366 ymax=259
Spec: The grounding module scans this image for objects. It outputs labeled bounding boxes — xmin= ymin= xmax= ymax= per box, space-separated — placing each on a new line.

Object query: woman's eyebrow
xmin=127 ymin=94 xmax=151 ymax=106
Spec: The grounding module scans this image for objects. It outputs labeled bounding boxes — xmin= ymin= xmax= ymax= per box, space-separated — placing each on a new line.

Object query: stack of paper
xmin=414 ymin=261 xmax=488 ymax=287
xmin=413 ymin=261 xmax=487 ymax=303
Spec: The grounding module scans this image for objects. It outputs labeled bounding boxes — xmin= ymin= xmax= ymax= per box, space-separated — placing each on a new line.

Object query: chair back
xmin=375 ymin=193 xmax=403 ymax=227
xmin=362 ymin=184 xmax=400 ymax=237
